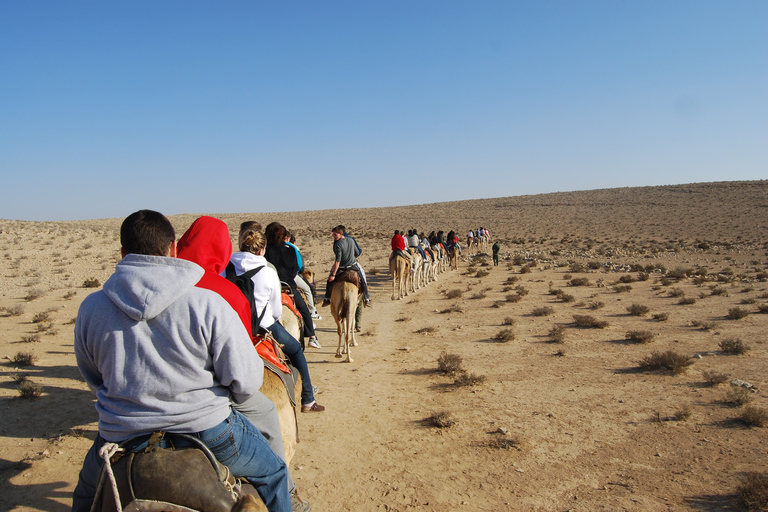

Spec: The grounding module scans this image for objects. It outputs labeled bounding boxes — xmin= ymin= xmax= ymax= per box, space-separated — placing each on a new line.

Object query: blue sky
xmin=1 ymin=1 xmax=766 ymax=221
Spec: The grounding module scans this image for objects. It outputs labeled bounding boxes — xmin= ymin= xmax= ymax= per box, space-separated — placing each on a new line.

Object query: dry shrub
xmin=741 ymin=298 xmax=757 ymax=305
xmin=12 ymin=352 xmax=37 ymax=366
xmin=736 ymin=472 xmax=768 ymax=512
xmin=502 ymin=316 xmax=516 ymax=326
xmin=702 ymin=370 xmax=729 ymax=386
xmin=494 ymin=329 xmax=515 ymax=343
xmin=445 ymin=289 xmax=463 ymax=299
xmin=691 ymin=319 xmax=717 ymax=331
xmin=488 ymin=436 xmax=521 ymax=450
xmin=554 ymin=348 xmax=566 ymax=356
xmin=549 ymin=325 xmax=566 ymax=343
xmin=32 ymin=311 xmax=51 ymax=323
xmin=21 ymin=334 xmax=40 ymax=343
xmin=25 ymin=288 xmax=45 ymax=301
xmin=439 ymin=303 xmax=464 ymax=314
xmin=415 ymin=327 xmax=436 ymax=334
xmin=569 ymin=277 xmax=590 ymax=287
xmin=673 ymin=404 xmax=692 ymax=422
xmin=572 ymin=314 xmax=609 ymax=329
xmin=506 ymin=276 xmax=519 ymax=284
xmin=726 ymin=388 xmax=753 ymax=407
xmin=515 ymin=285 xmax=529 ymax=296
xmin=437 ymin=352 xmax=464 ymax=374
xmin=470 ymin=291 xmax=487 ymax=299
xmin=678 ymin=297 xmax=697 ymax=305
xmin=614 ymin=284 xmax=633 ymax=293
xmin=589 ymin=300 xmax=605 ymax=310
xmin=618 ymin=274 xmax=637 ymax=283
xmin=625 ymin=330 xmax=655 ymax=343
xmin=476 ymin=269 xmax=490 ymax=278
xmin=83 ymin=278 xmax=101 ymax=288
xmin=455 ymin=372 xmax=487 ymax=387
xmin=626 ymin=303 xmax=650 ymax=316
xmin=739 ymin=406 xmax=768 ymax=428
xmin=531 ymin=306 xmax=554 ymax=317
xmin=728 ymin=307 xmax=750 ymax=320
xmin=652 ymin=312 xmax=669 ymax=321
xmin=505 ymin=293 xmax=523 ymax=303
xmin=557 ymin=290 xmax=575 ymax=303
xmin=395 ymin=317 xmax=408 ymax=322
xmin=668 ymin=288 xmax=686 ymax=298
xmin=720 ymin=337 xmax=750 ymax=355
xmin=64 ymin=290 xmax=77 ymax=300
xmin=3 ymin=304 xmax=25 ymax=317
xmin=638 ymin=350 xmax=693 ymax=375
xmin=36 ymin=321 xmax=53 ymax=333
xmin=758 ymin=304 xmax=768 ymax=314
xmin=18 ymin=381 xmax=42 ymax=400
xmin=519 ymin=266 xmax=532 ymax=274
xmin=12 ymin=373 xmax=29 ymax=384
xmin=427 ymin=412 xmax=455 ymax=428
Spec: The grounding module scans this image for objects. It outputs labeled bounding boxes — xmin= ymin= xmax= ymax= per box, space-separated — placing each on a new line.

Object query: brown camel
xmin=331 ymin=280 xmax=359 ymax=363
xmin=449 ymin=245 xmax=459 ymax=270
xmin=390 ymin=253 xmax=411 ymax=300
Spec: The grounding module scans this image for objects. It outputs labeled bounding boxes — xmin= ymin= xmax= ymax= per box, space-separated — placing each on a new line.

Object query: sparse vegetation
xmin=719 ymin=337 xmax=750 ymax=355
xmin=652 ymin=312 xmax=669 ymax=321
xmin=739 ymin=406 xmax=768 ymax=428
xmin=725 ymin=388 xmax=753 ymax=407
xmin=678 ymin=297 xmax=697 ymax=305
xmin=415 ymin=326 xmax=436 ymax=334
xmin=531 ymin=306 xmax=554 ymax=317
xmin=439 ymin=303 xmax=464 ymax=314
xmin=83 ymin=278 xmax=101 ymax=288
xmin=569 ymin=277 xmax=590 ymax=287
xmin=625 ymin=330 xmax=655 ymax=343
xmin=502 ymin=316 xmax=516 ymax=326
xmin=702 ymin=370 xmax=729 ymax=386
xmin=3 ymin=304 xmax=25 ymax=316
xmin=736 ymin=472 xmax=768 ymax=512
xmin=24 ymin=288 xmax=45 ymax=301
xmin=572 ymin=314 xmax=609 ymax=328
xmin=638 ymin=350 xmax=693 ymax=374
xmin=18 ymin=381 xmax=43 ymax=400
xmin=505 ymin=293 xmax=523 ymax=303
xmin=626 ymin=303 xmax=650 ymax=316
xmin=455 ymin=372 xmax=487 ymax=387
xmin=32 ymin=311 xmax=51 ymax=323
xmin=494 ymin=328 xmax=516 ymax=343
xmin=673 ymin=404 xmax=692 ymax=422
xmin=588 ymin=300 xmax=604 ymax=310
xmin=476 ymin=269 xmax=490 ymax=278
xmin=691 ymin=319 xmax=717 ymax=330
xmin=64 ymin=290 xmax=77 ymax=300
xmin=488 ymin=436 xmax=521 ymax=450
xmin=11 ymin=352 xmax=37 ymax=366
xmin=437 ymin=352 xmax=464 ymax=374
xmin=445 ymin=289 xmax=463 ymax=299
xmin=20 ymin=334 xmax=41 ymax=343
xmin=727 ymin=307 xmax=750 ymax=320
xmin=549 ymin=325 xmax=566 ymax=344
xmin=613 ymin=284 xmax=632 ymax=293
xmin=427 ymin=411 xmax=456 ymax=428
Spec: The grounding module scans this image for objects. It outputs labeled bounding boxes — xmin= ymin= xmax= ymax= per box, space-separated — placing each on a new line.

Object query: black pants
xmin=290 ymin=283 xmax=315 ymax=338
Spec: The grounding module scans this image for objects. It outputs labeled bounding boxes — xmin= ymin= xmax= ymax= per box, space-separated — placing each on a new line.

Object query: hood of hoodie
xmin=103 ymin=254 xmax=204 ymax=322
xmin=177 ymin=216 xmax=233 ymax=275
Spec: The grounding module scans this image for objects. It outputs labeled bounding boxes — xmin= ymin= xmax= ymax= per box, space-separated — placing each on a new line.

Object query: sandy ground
xmin=1 ymin=181 xmax=766 ymax=511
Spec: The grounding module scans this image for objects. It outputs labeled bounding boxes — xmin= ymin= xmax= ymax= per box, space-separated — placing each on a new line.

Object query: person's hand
xmin=328 ymin=274 xmax=335 ymax=282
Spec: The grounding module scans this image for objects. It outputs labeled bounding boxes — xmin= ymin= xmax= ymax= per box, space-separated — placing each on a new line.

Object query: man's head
xmin=120 ymin=210 xmax=176 ymax=257
xmin=332 ymin=225 xmax=344 ymax=240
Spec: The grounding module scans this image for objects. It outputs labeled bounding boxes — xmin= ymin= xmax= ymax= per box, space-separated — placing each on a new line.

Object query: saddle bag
xmin=95 ymin=432 xmax=265 ymax=512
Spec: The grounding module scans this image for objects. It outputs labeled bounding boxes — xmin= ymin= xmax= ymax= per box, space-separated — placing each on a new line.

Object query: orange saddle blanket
xmin=252 ymin=334 xmax=291 ymax=374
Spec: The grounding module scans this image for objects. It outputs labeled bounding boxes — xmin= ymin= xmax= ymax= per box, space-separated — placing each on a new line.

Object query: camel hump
xmin=336 ymin=267 xmax=361 ymax=288
xmin=232 ymin=493 xmax=268 ymax=512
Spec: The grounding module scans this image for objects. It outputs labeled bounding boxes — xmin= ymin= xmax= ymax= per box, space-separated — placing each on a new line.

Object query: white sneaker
xmin=308 ymin=337 xmax=322 ymax=349
xmin=311 ymin=312 xmax=322 ymax=320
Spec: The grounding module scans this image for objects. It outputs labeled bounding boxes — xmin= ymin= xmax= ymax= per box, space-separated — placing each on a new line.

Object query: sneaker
xmin=301 ymin=401 xmax=325 ymax=413
xmin=290 ymin=490 xmax=311 ymax=512
xmin=364 ymin=299 xmax=372 ymax=308
xmin=321 ymin=298 xmax=330 ymax=307
xmin=311 ymin=312 xmax=322 ymax=320
xmin=308 ymin=337 xmax=321 ymax=349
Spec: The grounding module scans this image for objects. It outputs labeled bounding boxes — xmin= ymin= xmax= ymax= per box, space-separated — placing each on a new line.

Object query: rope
xmin=97 ymin=442 xmax=124 ymax=512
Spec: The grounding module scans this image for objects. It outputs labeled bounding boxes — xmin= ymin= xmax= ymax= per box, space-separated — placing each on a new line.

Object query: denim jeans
xmin=71 ymin=409 xmax=290 ymax=512
xmin=267 ymin=321 xmax=315 ymax=405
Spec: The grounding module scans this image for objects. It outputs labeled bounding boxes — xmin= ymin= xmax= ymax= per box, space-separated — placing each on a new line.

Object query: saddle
xmin=94 ymin=432 xmax=264 ymax=512
xmin=335 ymin=266 xmax=364 ymax=295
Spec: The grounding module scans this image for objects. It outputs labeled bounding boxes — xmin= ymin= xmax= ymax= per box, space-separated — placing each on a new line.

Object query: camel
xmin=390 ymin=252 xmax=411 ymax=300
xmin=449 ymin=245 xmax=459 ymax=270
xmin=331 ymin=280 xmax=359 ymax=363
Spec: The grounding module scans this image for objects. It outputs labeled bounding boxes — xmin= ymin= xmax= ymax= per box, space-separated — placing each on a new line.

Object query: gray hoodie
xmin=75 ymin=254 xmax=263 ymax=442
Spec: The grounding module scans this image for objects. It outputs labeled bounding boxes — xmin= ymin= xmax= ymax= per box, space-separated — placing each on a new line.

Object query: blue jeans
xmin=267 ymin=321 xmax=315 ymax=405
xmin=72 ymin=410 xmax=290 ymax=512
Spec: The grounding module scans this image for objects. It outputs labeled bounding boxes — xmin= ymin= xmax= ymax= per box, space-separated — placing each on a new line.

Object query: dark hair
xmin=394 ymin=230 xmax=400 ymax=236
xmin=240 ymin=220 xmax=262 ymax=233
xmin=337 ymin=225 xmax=347 ymax=233
xmin=120 ymin=210 xmax=175 ymax=256
xmin=265 ymin=222 xmax=286 ymax=246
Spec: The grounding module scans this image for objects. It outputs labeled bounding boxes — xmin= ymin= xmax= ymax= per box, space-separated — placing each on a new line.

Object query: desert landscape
xmin=1 ymin=180 xmax=767 ymax=512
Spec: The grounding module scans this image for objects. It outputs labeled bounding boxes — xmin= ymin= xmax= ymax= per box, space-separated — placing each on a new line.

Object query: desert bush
xmin=690 ymin=320 xmax=717 ymax=330
xmin=512 ymin=255 xmax=526 ymax=266
xmin=638 ymin=350 xmax=693 ymax=374
xmin=494 ymin=329 xmax=515 ymax=343
xmin=427 ymin=412 xmax=456 ymax=428
xmin=625 ymin=330 xmax=655 ymax=343
xmin=415 ymin=327 xmax=436 ymax=334
xmin=618 ymin=274 xmax=637 ymax=284
xmin=668 ymin=288 xmax=686 ymax=298
xmin=20 ymin=334 xmax=40 ymax=343
xmin=3 ymin=304 xmax=25 ymax=316
xmin=531 ymin=306 xmax=554 ymax=317
xmin=667 ymin=267 xmax=693 ymax=279
xmin=505 ymin=293 xmax=523 ymax=303
xmin=25 ymin=288 xmax=45 ymax=301
xmin=437 ymin=352 xmax=464 ymax=374
xmin=554 ymin=348 xmax=566 ymax=356
xmin=587 ymin=261 xmax=601 ymax=270
xmin=63 ymin=290 xmax=77 ymax=300
xmin=725 ymin=388 xmax=753 ymax=407
xmin=637 ymin=272 xmax=650 ymax=282
xmin=445 ymin=289 xmax=463 ymax=299
xmin=626 ymin=303 xmax=650 ymax=316
xmin=36 ymin=321 xmax=53 ymax=333
xmin=678 ymin=297 xmax=697 ymax=305
xmin=702 ymin=370 xmax=729 ymax=386
xmin=549 ymin=325 xmax=566 ymax=343
xmin=476 ymin=269 xmax=490 ymax=278
xmin=741 ymin=298 xmax=757 ymax=305
xmin=562 ymin=274 xmax=572 ymax=281
xmin=589 ymin=300 xmax=605 ymax=310
xmin=455 ymin=372 xmax=487 ymax=387
xmin=728 ymin=307 xmax=750 ymax=320
xmin=652 ymin=312 xmax=669 ymax=321
xmin=32 ymin=311 xmax=50 ymax=323
xmin=569 ymin=262 xmax=586 ymax=273
xmin=11 ymin=352 xmax=37 ymax=366
xmin=757 ymin=304 xmax=768 ymax=314
xmin=557 ymin=290 xmax=575 ymax=303
xmin=12 ymin=373 xmax=29 ymax=384
xmin=439 ymin=303 xmax=464 ymax=314
xmin=673 ymin=404 xmax=692 ymax=422
xmin=719 ymin=337 xmax=750 ymax=355
xmin=502 ymin=316 xmax=516 ymax=326
xmin=470 ymin=291 xmax=486 ymax=299
xmin=739 ymin=406 xmax=768 ymax=428
xmin=710 ymin=286 xmax=729 ymax=297
xmin=515 ymin=285 xmax=529 ymax=296
xmin=505 ymin=276 xmax=519 ymax=284
xmin=569 ymin=277 xmax=590 ymax=287
xmin=488 ymin=436 xmax=521 ymax=450
xmin=519 ymin=265 xmax=532 ymax=274
xmin=736 ymin=472 xmax=768 ymax=512
xmin=18 ymin=381 xmax=43 ymax=400
xmin=613 ymin=285 xmax=632 ymax=293
xmin=572 ymin=314 xmax=609 ymax=329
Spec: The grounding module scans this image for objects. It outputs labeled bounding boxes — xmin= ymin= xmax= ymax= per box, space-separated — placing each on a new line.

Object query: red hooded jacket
xmin=177 ymin=216 xmax=253 ymax=338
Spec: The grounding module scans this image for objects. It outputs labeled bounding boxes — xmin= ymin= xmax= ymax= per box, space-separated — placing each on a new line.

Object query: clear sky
xmin=1 ymin=1 xmax=766 ymax=221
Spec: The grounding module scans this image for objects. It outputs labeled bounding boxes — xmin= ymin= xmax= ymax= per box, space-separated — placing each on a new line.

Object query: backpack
xmin=225 ymin=262 xmax=267 ymax=335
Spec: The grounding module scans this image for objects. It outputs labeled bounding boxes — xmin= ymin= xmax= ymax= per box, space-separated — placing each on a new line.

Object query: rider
xmin=72 ymin=210 xmax=290 ymax=512
xmin=284 ymin=229 xmax=322 ymax=321
xmin=322 ymin=225 xmax=369 ymax=307
xmin=177 ymin=216 xmax=311 ymax=512
xmin=338 ymin=225 xmax=371 ymax=307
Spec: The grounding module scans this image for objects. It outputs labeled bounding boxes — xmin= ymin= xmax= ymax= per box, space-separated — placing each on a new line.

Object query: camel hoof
xmin=335 ymin=353 xmax=342 ymax=358
xmin=344 ymin=358 xmax=353 ymax=363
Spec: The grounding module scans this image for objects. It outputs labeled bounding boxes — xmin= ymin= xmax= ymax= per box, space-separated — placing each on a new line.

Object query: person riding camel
xmin=322 ymin=225 xmax=370 ymax=308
